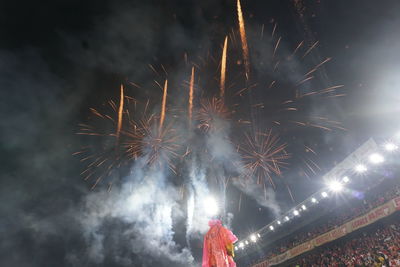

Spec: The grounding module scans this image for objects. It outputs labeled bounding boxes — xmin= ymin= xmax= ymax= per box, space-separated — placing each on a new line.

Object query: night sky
xmin=1 ymin=0 xmax=400 ymax=266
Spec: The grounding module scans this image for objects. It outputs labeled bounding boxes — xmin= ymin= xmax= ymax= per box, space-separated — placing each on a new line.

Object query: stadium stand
xmin=240 ymin=177 xmax=400 ymax=267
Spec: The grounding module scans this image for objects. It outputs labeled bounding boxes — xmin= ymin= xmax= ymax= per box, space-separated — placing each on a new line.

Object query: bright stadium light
xmin=328 ymin=180 xmax=343 ymax=192
xmin=369 ymin=153 xmax=384 ymax=164
xmin=301 ymin=204 xmax=307 ymax=210
xmin=250 ymin=234 xmax=257 ymax=242
xmin=354 ymin=164 xmax=367 ymax=173
xmin=311 ymin=197 xmax=317 ymax=203
xmin=293 ymin=210 xmax=299 ymax=216
xmin=204 ymin=196 xmax=219 ymax=216
xmin=277 ymin=220 xmax=281 ymax=225
xmin=257 ymin=233 xmax=261 ymax=238
xmin=235 ymin=247 xmax=238 ymax=251
xmin=239 ymin=242 xmax=244 ymax=249
xmin=384 ymin=142 xmax=398 ymax=152
xmin=269 ymin=225 xmax=274 ymax=231
xmin=245 ymin=240 xmax=249 ymax=245
xmin=284 ymin=216 xmax=290 ymax=222
xmin=342 ymin=176 xmax=350 ymax=183
xmin=321 ymin=191 xmax=328 ymax=198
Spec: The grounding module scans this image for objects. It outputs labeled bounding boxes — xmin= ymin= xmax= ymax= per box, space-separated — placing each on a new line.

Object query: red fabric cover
xmin=202 ymin=220 xmax=238 ymax=267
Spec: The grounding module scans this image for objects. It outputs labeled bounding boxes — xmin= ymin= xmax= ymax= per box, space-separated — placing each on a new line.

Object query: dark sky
xmin=1 ymin=0 xmax=400 ymax=266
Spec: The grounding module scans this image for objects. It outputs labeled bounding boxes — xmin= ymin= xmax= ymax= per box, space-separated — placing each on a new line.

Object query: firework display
xmin=76 ymin=0 xmax=345 ymax=209
xmin=7 ymin=0 xmax=400 ymax=266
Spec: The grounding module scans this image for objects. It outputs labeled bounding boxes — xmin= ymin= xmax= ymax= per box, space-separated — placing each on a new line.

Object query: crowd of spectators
xmin=250 ymin=183 xmax=400 ymax=265
xmin=291 ymin=219 xmax=400 ymax=266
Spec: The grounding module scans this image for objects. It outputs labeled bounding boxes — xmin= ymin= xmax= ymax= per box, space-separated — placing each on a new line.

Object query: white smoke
xmin=77 ymin=168 xmax=194 ymax=266
xmin=186 ymin=160 xmax=214 ymax=237
xmin=233 ymin=177 xmax=281 ymax=217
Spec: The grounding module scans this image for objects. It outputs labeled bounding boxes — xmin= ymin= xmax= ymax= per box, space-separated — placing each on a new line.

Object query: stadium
xmin=3 ymin=1 xmax=400 ymax=266
xmin=236 ymin=139 xmax=400 ymax=266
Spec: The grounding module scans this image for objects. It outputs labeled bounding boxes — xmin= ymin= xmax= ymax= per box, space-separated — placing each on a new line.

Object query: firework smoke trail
xmin=80 ymin=168 xmax=194 ymax=266
xmin=220 ymin=36 xmax=228 ymax=100
xmin=189 ymin=67 xmax=194 ymax=126
xmin=116 ymin=84 xmax=124 ymax=142
xmin=160 ymin=79 xmax=168 ymax=131
xmin=185 ymin=163 xmax=215 ymax=253
xmin=237 ymin=0 xmax=250 ymax=80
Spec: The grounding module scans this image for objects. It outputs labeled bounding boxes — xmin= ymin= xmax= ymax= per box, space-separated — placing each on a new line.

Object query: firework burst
xmin=75 ymin=96 xmax=128 ymax=190
xmin=75 ymin=1 xmax=346 ymax=207
xmin=239 ymin=129 xmax=290 ymax=189
xmin=196 ymin=97 xmax=231 ymax=132
xmin=123 ymin=110 xmax=181 ymax=173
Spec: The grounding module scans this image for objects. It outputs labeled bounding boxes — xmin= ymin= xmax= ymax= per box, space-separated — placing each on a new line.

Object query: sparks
xmin=124 ymin=108 xmax=181 ymax=173
xmin=237 ymin=0 xmax=250 ymax=80
xmin=220 ymin=36 xmax=228 ymax=100
xmin=197 ymin=97 xmax=230 ymax=132
xmin=159 ymin=79 xmax=168 ymax=131
xmin=116 ymin=84 xmax=124 ymax=142
xmin=239 ymin=129 xmax=290 ymax=188
xmin=189 ymin=67 xmax=195 ymax=126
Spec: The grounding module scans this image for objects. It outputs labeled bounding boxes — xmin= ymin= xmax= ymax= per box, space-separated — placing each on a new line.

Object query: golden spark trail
xmin=285 ymin=183 xmax=295 ymax=203
xmin=159 ymin=79 xmax=168 ymax=131
xmin=302 ymin=41 xmax=319 ymax=58
xmin=304 ymin=57 xmax=331 ymax=77
xmin=237 ymin=0 xmax=250 ymax=80
xmin=296 ymin=76 xmax=314 ymax=86
xmin=189 ymin=67 xmax=194 ymax=125
xmin=304 ymin=145 xmax=317 ymax=155
xmin=220 ymin=36 xmax=228 ymax=99
xmin=116 ymin=84 xmax=124 ymax=141
xmin=272 ymin=37 xmax=281 ymax=60
xmin=271 ymin=23 xmax=277 ymax=39
xmin=290 ymin=41 xmax=304 ymax=58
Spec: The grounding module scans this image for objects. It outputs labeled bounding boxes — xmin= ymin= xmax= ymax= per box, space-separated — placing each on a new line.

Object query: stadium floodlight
xmin=239 ymin=242 xmax=244 ymax=248
xmin=257 ymin=233 xmax=261 ymax=238
xmin=301 ymin=204 xmax=307 ymax=210
xmin=250 ymin=234 xmax=257 ymax=242
xmin=293 ymin=210 xmax=299 ymax=216
xmin=245 ymin=240 xmax=249 ymax=245
xmin=277 ymin=220 xmax=281 ymax=225
xmin=384 ymin=142 xmax=398 ymax=152
xmin=328 ymin=180 xmax=343 ymax=192
xmin=269 ymin=225 xmax=274 ymax=231
xmin=311 ymin=197 xmax=317 ymax=203
xmin=284 ymin=216 xmax=290 ymax=222
xmin=369 ymin=153 xmax=384 ymax=164
xmin=354 ymin=164 xmax=367 ymax=173
xmin=321 ymin=191 xmax=328 ymax=198
xmin=235 ymin=246 xmax=238 ymax=251
xmin=342 ymin=176 xmax=350 ymax=183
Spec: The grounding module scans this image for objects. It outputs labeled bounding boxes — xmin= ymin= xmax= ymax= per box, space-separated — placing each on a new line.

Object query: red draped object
xmin=202 ymin=219 xmax=238 ymax=267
